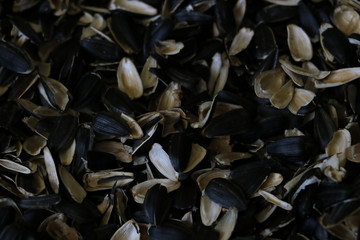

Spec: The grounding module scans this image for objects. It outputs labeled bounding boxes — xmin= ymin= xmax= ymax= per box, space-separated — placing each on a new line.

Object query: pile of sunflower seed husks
xmin=3 ymin=0 xmax=360 ymax=239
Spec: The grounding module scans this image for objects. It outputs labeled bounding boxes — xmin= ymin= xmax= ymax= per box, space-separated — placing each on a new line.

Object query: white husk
xmin=149 ymin=143 xmax=179 ymax=181
xmin=117 ymin=57 xmax=143 ymax=99
xmin=43 ymin=147 xmax=59 ymax=194
xmin=214 ymin=207 xmax=238 ymax=240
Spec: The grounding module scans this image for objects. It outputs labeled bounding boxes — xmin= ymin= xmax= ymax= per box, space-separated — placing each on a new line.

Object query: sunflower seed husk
xmin=58 ymin=165 xmax=86 ymax=203
xmin=93 ymin=113 xmax=132 ymax=137
xmin=0 ymin=158 xmax=31 ymax=174
xmin=43 ymin=147 xmax=59 ymax=194
xmin=131 ymin=179 xmax=181 ymax=204
xmin=38 ymin=77 xmax=70 ymax=111
xmin=144 ymin=184 xmax=171 ymax=225
xmin=94 ymin=141 xmax=132 ymax=163
xmin=196 ymin=169 xmax=231 ymax=192
xmin=269 ymin=80 xmax=294 ymax=109
xmin=83 ymin=171 xmax=134 ymax=191
xmin=23 ymin=135 xmax=47 ymax=156
xmin=58 ymin=139 xmax=75 ymax=166
xmin=140 ymin=56 xmax=158 ymax=95
xmin=258 ymin=189 xmax=293 ymax=211
xmin=157 ymin=82 xmax=182 ymax=111
xmin=287 ymin=24 xmax=313 ymax=61
xmin=155 ymin=40 xmax=184 ymax=56
xmin=200 ymin=192 xmax=222 ymax=226
xmin=320 ymin=23 xmax=350 ymax=64
xmin=117 ymin=57 xmax=144 ymax=100
xmin=149 ymin=143 xmax=179 ymax=181
xmin=315 ymin=67 xmax=360 ymax=88
xmin=326 ymin=129 xmax=351 ymax=159
xmin=204 ymin=178 xmax=247 ymax=211
xmin=334 ymin=5 xmax=360 ymax=36
xmin=0 ymin=41 xmax=33 ymax=74
xmin=254 ymin=68 xmax=286 ymax=98
xmin=3 ymin=1 xmax=360 ymax=239
xmin=46 ymin=218 xmax=79 ymax=240
xmin=19 ymin=194 xmax=61 ymax=209
xmin=110 ymin=219 xmax=140 ymax=240
xmin=287 ymin=88 xmax=316 ymax=115
xmin=110 ymin=0 xmax=158 ymax=16
xmin=229 ymin=27 xmax=254 ymax=56
xmin=214 ymin=207 xmax=238 ymax=240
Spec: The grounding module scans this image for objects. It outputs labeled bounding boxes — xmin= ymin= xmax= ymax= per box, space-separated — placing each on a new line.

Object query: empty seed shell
xmin=110 ymin=0 xmax=158 ymax=16
xmin=0 ymin=41 xmax=33 ymax=74
xmin=110 ymin=219 xmax=140 ymax=240
xmin=315 ymin=67 xmax=360 ymax=88
xmin=204 ymin=178 xmax=247 ymax=211
xmin=149 ymin=143 xmax=179 ymax=181
xmin=287 ymin=24 xmax=313 ymax=61
xmin=334 ymin=5 xmax=360 ymax=36
xmin=38 ymin=77 xmax=70 ymax=111
xmin=43 ymin=147 xmax=59 ymax=194
xmin=326 ymin=129 xmax=351 ymax=158
xmin=287 ymin=88 xmax=316 ymax=115
xmin=157 ymin=82 xmax=182 ymax=111
xmin=229 ymin=27 xmax=254 ymax=56
xmin=58 ymin=165 xmax=87 ymax=203
xmin=214 ymin=207 xmax=238 ymax=240
xmin=131 ymin=179 xmax=180 ymax=204
xmin=92 ymin=113 xmax=132 ymax=137
xmin=255 ymin=68 xmax=286 ymax=98
xmin=58 ymin=139 xmax=76 ymax=166
xmin=23 ymin=135 xmax=47 ymax=156
xmin=0 ymin=158 xmax=31 ymax=174
xmin=269 ymin=80 xmax=294 ymax=109
xmin=258 ymin=189 xmax=292 ymax=211
xmin=155 ymin=40 xmax=184 ymax=55
xmin=117 ymin=57 xmax=143 ymax=99
xmin=83 ymin=171 xmax=134 ymax=191
xmin=200 ymin=192 xmax=222 ymax=226
xmin=144 ymin=184 xmax=171 ymax=225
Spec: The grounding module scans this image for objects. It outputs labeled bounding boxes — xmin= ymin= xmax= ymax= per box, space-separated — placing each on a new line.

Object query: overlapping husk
xmin=2 ymin=1 xmax=360 ymax=239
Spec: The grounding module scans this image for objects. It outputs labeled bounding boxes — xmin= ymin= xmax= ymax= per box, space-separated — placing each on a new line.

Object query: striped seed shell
xmin=144 ymin=184 xmax=171 ymax=225
xmin=204 ymin=178 xmax=247 ymax=211
xmin=38 ymin=77 xmax=70 ymax=111
xmin=92 ymin=113 xmax=132 ymax=137
xmin=0 ymin=41 xmax=33 ymax=74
